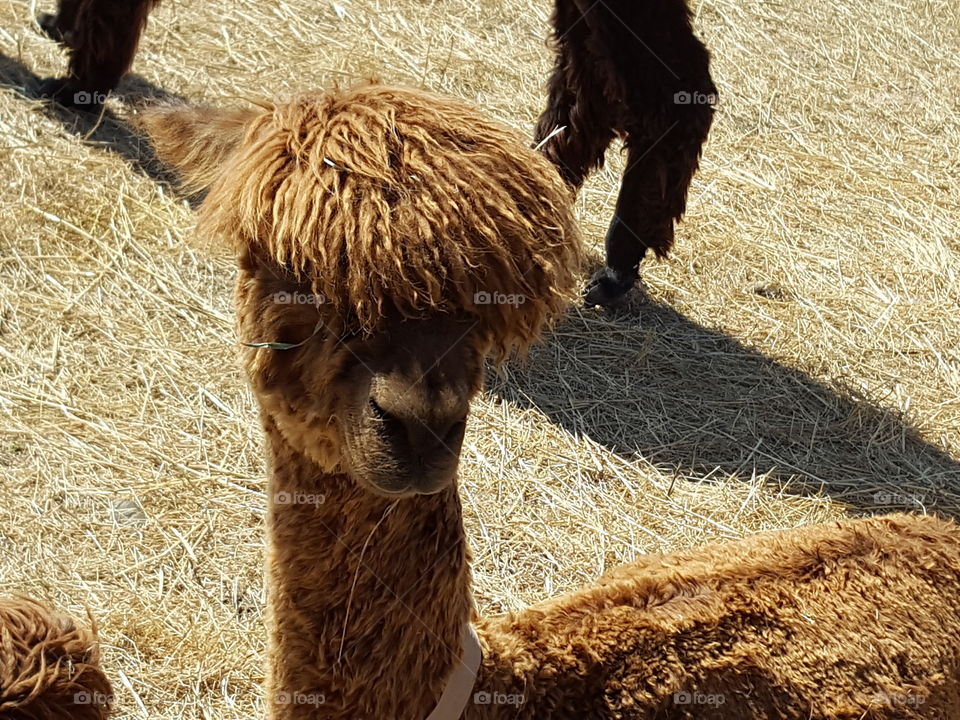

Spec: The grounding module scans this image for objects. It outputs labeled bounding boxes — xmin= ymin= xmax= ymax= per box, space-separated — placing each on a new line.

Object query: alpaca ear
xmin=136 ymin=103 xmax=260 ymax=192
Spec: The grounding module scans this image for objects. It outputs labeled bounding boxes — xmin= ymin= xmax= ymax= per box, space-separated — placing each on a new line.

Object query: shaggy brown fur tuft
xmin=139 ymin=84 xmax=581 ymax=360
xmin=478 ymin=512 xmax=960 ymax=718
xmin=0 ymin=597 xmax=111 ymax=720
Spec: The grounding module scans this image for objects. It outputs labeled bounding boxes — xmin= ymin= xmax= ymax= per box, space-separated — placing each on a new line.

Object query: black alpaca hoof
xmin=584 ymin=266 xmax=637 ymax=306
xmin=36 ymin=77 xmax=103 ymax=110
xmin=37 ymin=12 xmax=63 ymax=41
xmin=36 ymin=77 xmax=71 ymax=103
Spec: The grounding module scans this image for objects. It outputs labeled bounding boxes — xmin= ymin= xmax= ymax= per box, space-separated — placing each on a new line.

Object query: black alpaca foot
xmin=36 ymin=12 xmax=63 ymax=41
xmin=36 ymin=77 xmax=103 ymax=110
xmin=584 ymin=266 xmax=637 ymax=306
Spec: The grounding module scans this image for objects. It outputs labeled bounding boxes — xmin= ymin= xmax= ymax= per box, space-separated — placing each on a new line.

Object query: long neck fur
xmin=263 ymin=416 xmax=474 ymax=720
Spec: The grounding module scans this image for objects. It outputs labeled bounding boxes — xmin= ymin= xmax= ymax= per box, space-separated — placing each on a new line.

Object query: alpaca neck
xmin=263 ymin=419 xmax=473 ymax=720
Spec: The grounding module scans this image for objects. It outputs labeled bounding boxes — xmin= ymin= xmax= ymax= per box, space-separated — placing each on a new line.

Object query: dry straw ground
xmin=0 ymin=0 xmax=958 ymax=716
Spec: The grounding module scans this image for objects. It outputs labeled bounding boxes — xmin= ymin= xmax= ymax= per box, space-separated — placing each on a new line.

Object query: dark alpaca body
xmin=36 ymin=0 xmax=160 ymax=107
xmin=536 ymin=0 xmax=716 ymax=305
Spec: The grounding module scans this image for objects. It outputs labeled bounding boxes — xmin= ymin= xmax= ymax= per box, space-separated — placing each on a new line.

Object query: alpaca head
xmin=0 ymin=597 xmax=112 ymax=720
xmin=140 ymin=84 xmax=580 ymax=496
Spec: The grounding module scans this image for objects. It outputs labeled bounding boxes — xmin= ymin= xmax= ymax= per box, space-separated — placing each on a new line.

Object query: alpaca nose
xmin=405 ymin=417 xmax=466 ymax=464
xmin=369 ymin=398 xmax=465 ymax=464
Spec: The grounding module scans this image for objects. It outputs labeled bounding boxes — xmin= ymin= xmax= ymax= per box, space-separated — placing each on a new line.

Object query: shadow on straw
xmin=490 ymin=293 xmax=960 ymax=519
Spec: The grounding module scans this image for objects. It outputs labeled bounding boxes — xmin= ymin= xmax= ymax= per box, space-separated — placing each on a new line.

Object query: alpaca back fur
xmin=476 ymin=513 xmax=960 ymax=718
xmin=0 ymin=597 xmax=111 ymax=720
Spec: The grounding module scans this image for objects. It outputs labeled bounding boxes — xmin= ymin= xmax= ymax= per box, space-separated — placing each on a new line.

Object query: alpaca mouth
xmin=357 ymin=394 xmax=464 ymax=497
xmin=353 ymin=450 xmax=459 ymax=498
xmin=359 ymin=477 xmax=450 ymax=499
xmin=341 ymin=425 xmax=459 ymax=497
xmin=364 ymin=481 xmax=416 ymax=498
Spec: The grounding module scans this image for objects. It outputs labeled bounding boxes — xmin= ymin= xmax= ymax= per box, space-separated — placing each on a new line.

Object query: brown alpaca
xmin=140 ymin=84 xmax=960 ymax=719
xmin=0 ymin=597 xmax=112 ymax=720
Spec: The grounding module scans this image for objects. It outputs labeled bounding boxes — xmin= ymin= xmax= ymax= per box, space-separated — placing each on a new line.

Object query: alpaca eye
xmin=368 ymin=397 xmax=390 ymax=422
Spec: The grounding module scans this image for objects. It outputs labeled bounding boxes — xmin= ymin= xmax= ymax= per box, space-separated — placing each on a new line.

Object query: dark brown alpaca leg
xmin=37 ymin=0 xmax=159 ymax=107
xmin=534 ymin=0 xmax=616 ymax=188
xmin=585 ymin=89 xmax=715 ymax=306
xmin=543 ymin=0 xmax=715 ymax=305
xmin=585 ymin=150 xmax=670 ymax=306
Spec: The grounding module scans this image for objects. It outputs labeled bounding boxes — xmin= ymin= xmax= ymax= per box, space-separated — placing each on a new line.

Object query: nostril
xmin=443 ymin=420 xmax=466 ymax=446
xmin=370 ymin=398 xmax=405 ymax=428
xmin=369 ymin=398 xmax=407 ymax=439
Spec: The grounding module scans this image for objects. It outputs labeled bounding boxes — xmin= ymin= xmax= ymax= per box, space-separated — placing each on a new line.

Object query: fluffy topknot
xmin=141 ymin=83 xmax=582 ymax=357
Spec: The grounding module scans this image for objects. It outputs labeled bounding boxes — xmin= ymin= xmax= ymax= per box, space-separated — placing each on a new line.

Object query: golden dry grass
xmin=0 ymin=0 xmax=958 ymax=716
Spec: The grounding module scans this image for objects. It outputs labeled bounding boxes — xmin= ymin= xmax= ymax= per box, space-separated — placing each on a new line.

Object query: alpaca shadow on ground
xmin=0 ymin=51 xmax=184 ymax=188
xmin=489 ymin=294 xmax=960 ymax=518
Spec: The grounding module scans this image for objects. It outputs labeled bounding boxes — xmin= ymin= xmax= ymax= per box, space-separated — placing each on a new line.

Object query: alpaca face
xmin=138 ymin=87 xmax=582 ymax=491
xmin=237 ymin=247 xmax=487 ymax=496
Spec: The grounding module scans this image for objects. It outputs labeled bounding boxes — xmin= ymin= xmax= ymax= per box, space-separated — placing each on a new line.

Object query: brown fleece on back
xmin=476 ymin=513 xmax=960 ymax=718
xmin=0 ymin=597 xmax=111 ymax=720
